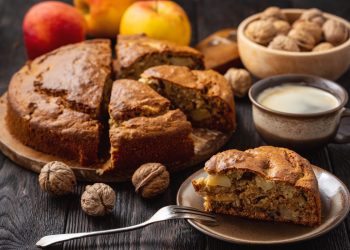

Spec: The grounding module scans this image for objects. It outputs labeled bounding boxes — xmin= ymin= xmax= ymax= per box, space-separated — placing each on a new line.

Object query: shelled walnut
xmin=293 ymin=20 xmax=323 ymax=43
xmin=261 ymin=7 xmax=287 ymax=21
xmin=132 ymin=163 xmax=170 ymax=198
xmin=224 ymin=68 xmax=252 ymax=97
xmin=312 ymin=42 xmax=334 ymax=51
xmin=245 ymin=20 xmax=277 ymax=45
xmin=81 ymin=183 xmax=116 ymax=216
xmin=288 ymin=29 xmax=316 ymax=51
xmin=38 ymin=161 xmax=76 ymax=196
xmin=273 ymin=20 xmax=291 ymax=35
xmin=323 ymin=19 xmax=349 ymax=45
xmin=300 ymin=8 xmax=326 ymax=27
xmin=268 ymin=35 xmax=300 ymax=52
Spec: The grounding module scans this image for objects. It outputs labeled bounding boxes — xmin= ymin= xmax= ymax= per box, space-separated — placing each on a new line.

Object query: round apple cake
xmin=6 ymin=37 xmax=236 ymax=174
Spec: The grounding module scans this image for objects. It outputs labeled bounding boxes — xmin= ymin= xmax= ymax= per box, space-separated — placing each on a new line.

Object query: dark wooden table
xmin=1 ymin=0 xmax=350 ymax=249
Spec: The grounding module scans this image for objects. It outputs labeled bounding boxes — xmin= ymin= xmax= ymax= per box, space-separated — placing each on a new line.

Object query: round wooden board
xmin=0 ymin=93 xmax=232 ymax=182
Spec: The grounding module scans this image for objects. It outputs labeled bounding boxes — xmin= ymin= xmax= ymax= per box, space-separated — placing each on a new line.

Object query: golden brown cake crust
xmin=204 ymin=146 xmax=318 ymax=190
xmin=6 ymin=40 xmax=112 ymax=165
xmin=109 ymin=79 xmax=170 ymax=122
xmin=31 ymin=39 xmax=112 ymax=118
xmin=109 ymin=109 xmax=194 ymax=174
xmin=194 ymin=146 xmax=321 ymax=226
xmin=111 ymin=109 xmax=192 ymax=142
xmin=116 ymin=34 xmax=204 ymax=70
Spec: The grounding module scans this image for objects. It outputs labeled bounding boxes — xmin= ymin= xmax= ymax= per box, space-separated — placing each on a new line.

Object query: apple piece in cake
xmin=115 ymin=34 xmax=204 ymax=79
xmin=140 ymin=65 xmax=236 ymax=132
xmin=192 ymin=146 xmax=321 ymax=226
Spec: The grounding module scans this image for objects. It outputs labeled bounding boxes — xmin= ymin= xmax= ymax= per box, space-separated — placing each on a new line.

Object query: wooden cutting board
xmin=0 ymin=93 xmax=231 ymax=182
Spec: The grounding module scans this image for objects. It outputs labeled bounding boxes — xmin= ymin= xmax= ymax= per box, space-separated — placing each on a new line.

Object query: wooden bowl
xmin=237 ymin=9 xmax=350 ymax=80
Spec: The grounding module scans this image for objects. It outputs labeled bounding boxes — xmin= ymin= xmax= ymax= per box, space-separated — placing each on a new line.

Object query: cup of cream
xmin=249 ymin=74 xmax=350 ymax=150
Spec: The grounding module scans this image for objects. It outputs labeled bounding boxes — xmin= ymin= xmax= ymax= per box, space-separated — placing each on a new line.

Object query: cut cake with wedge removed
xmin=7 ymin=39 xmax=112 ymax=165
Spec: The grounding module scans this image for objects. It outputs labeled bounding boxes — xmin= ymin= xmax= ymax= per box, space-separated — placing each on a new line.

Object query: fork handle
xmin=36 ymin=221 xmax=149 ymax=248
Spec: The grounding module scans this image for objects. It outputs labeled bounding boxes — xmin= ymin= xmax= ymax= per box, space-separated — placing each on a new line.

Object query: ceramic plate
xmin=176 ymin=166 xmax=350 ymax=244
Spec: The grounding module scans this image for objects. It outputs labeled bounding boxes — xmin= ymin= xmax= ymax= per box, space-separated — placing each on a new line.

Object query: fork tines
xmin=168 ymin=205 xmax=216 ymax=218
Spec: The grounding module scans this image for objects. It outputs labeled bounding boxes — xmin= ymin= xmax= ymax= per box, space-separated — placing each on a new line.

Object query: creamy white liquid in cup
xmin=257 ymin=84 xmax=340 ymax=114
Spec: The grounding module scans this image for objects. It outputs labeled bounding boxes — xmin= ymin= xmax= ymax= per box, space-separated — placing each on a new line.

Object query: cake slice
xmin=108 ymin=79 xmax=194 ymax=173
xmin=115 ymin=34 xmax=204 ymax=79
xmin=140 ymin=65 xmax=236 ymax=132
xmin=109 ymin=79 xmax=170 ymax=124
xmin=192 ymin=146 xmax=321 ymax=226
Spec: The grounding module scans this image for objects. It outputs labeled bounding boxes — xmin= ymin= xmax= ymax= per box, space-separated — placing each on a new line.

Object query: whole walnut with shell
xmin=38 ymin=161 xmax=76 ymax=196
xmin=132 ymin=163 xmax=170 ymax=198
xmin=224 ymin=68 xmax=252 ymax=97
xmin=245 ymin=6 xmax=349 ymax=52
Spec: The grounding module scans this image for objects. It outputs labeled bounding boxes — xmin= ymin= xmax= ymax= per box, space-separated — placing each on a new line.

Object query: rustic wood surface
xmin=0 ymin=92 xmax=231 ymax=182
xmin=0 ymin=0 xmax=349 ymax=249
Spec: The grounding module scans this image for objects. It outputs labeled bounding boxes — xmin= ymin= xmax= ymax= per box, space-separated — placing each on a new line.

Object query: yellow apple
xmin=74 ymin=0 xmax=136 ymax=38
xmin=120 ymin=0 xmax=191 ymax=45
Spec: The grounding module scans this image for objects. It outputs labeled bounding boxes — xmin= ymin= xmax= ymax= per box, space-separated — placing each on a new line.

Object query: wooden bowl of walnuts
xmin=237 ymin=7 xmax=350 ymax=80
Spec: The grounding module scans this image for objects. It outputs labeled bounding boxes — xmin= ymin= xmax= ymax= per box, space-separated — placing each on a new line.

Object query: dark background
xmin=0 ymin=0 xmax=350 ymax=249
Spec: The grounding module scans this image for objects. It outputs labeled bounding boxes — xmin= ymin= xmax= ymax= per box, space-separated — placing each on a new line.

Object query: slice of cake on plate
xmin=192 ymin=146 xmax=321 ymax=226
xmin=115 ymin=34 xmax=204 ymax=79
xmin=140 ymin=65 xmax=236 ymax=132
xmin=108 ymin=79 xmax=194 ymax=174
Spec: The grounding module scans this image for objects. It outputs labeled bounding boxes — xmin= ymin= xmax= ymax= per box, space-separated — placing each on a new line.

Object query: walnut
xmin=322 ymin=19 xmax=349 ymax=45
xmin=293 ymin=20 xmax=323 ymax=43
xmin=245 ymin=20 xmax=277 ymax=45
xmin=261 ymin=7 xmax=287 ymax=21
xmin=268 ymin=35 xmax=300 ymax=52
xmin=288 ymin=29 xmax=315 ymax=51
xmin=300 ymin=8 xmax=326 ymax=27
xmin=132 ymin=163 xmax=170 ymax=198
xmin=81 ymin=183 xmax=116 ymax=216
xmin=312 ymin=42 xmax=334 ymax=52
xmin=273 ymin=20 xmax=291 ymax=35
xmin=224 ymin=68 xmax=252 ymax=97
xmin=38 ymin=161 xmax=76 ymax=196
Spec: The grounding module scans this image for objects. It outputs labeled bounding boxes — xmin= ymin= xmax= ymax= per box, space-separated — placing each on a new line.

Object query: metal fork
xmin=36 ymin=205 xmax=216 ymax=247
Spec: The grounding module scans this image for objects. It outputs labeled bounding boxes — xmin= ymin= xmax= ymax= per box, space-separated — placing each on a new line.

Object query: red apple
xmin=23 ymin=1 xmax=86 ymax=60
